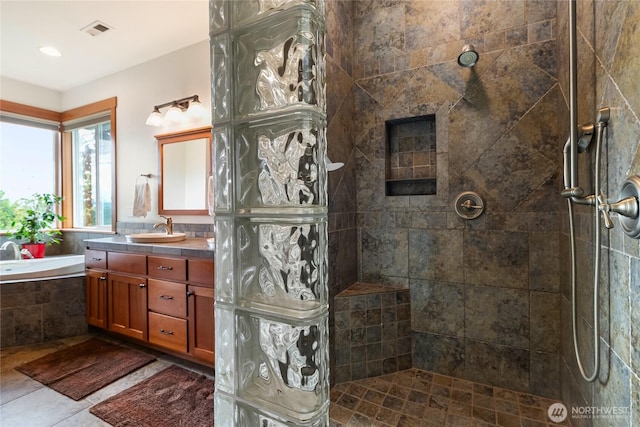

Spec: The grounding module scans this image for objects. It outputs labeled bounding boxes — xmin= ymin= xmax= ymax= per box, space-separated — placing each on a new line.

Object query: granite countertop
xmin=84 ymin=236 xmax=214 ymax=258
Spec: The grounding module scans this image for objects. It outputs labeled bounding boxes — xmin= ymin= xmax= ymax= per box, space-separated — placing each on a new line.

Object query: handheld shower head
xmin=458 ymin=44 xmax=479 ymax=67
xmin=577 ymin=123 xmax=594 ymax=153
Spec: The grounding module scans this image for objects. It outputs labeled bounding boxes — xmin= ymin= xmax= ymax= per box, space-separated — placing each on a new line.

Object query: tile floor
xmin=329 ymin=369 xmax=572 ymax=427
xmin=1 ymin=334 xmax=570 ymax=427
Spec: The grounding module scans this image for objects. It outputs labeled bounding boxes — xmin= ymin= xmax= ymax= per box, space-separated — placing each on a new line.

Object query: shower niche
xmin=385 ymin=114 xmax=437 ymax=196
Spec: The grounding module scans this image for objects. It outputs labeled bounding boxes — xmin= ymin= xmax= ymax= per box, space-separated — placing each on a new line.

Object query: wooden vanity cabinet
xmin=85 ymin=250 xmax=108 ymax=328
xmin=106 ymin=252 xmax=148 ymax=341
xmin=187 ymin=284 xmax=214 ymax=363
xmin=85 ymin=248 xmax=214 ymax=367
xmin=85 ymin=269 xmax=107 ymax=328
xmin=108 ymin=272 xmax=148 ymax=341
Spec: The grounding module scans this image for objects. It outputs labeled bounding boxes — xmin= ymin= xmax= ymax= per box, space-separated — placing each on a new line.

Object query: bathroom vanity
xmin=84 ymin=237 xmax=214 ymax=367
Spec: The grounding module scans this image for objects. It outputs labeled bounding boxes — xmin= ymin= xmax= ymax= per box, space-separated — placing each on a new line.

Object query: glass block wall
xmin=210 ymin=0 xmax=329 ymax=424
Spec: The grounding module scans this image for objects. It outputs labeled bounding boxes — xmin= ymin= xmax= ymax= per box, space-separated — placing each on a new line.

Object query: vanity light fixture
xmin=145 ymin=95 xmax=208 ymax=126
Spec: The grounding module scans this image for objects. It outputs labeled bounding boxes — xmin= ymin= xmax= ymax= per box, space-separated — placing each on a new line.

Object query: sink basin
xmin=125 ymin=233 xmax=186 ymax=243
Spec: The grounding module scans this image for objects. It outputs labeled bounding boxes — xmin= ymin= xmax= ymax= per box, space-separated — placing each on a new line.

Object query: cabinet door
xmin=108 ymin=272 xmax=148 ymax=341
xmin=86 ymin=270 xmax=107 ymax=329
xmin=187 ymin=285 xmax=215 ymax=364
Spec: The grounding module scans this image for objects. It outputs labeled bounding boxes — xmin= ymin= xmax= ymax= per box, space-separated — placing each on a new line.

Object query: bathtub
xmin=0 ymin=255 xmax=85 ymax=283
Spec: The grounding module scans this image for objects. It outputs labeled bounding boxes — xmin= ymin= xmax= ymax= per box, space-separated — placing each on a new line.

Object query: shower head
xmin=457 ymin=44 xmax=479 ymax=67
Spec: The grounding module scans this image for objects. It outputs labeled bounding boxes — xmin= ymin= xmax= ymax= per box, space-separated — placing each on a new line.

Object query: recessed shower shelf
xmin=385 ymin=178 xmax=436 ymax=196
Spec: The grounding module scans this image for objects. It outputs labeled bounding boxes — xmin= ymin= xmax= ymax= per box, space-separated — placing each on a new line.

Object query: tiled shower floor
xmin=1 ymin=335 xmax=570 ymax=426
xmin=329 ymin=368 xmax=571 ymax=427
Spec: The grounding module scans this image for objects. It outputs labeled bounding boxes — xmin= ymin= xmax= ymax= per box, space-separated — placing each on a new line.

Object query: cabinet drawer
xmin=148 ymin=279 xmax=187 ymax=318
xmin=108 ymin=252 xmax=146 ymax=275
xmin=148 ymin=256 xmax=186 ymax=282
xmin=85 ymin=249 xmax=107 ymax=269
xmin=188 ymin=259 xmax=214 ymax=287
xmin=148 ymin=312 xmax=187 ymax=353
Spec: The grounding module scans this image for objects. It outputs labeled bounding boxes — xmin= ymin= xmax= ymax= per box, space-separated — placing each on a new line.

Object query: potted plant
xmin=9 ymin=193 xmax=65 ymax=258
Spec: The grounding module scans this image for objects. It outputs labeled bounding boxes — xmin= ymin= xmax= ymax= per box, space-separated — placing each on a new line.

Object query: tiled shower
xmin=326 ymin=1 xmax=639 ymax=425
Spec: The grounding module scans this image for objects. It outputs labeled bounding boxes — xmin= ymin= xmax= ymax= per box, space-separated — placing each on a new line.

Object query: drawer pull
xmin=90 ymin=257 xmax=102 ymax=261
xmin=99 ymin=276 xmax=106 ymax=281
xmin=139 ymin=283 xmax=146 ymax=288
xmin=159 ymin=294 xmax=174 ymax=300
xmin=160 ymin=329 xmax=174 ymax=335
xmin=157 ymin=266 xmax=173 ymax=271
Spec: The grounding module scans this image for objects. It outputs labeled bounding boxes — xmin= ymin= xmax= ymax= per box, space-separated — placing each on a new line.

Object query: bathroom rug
xmin=15 ymin=337 xmax=155 ymax=400
xmin=90 ymin=364 xmax=214 ymax=427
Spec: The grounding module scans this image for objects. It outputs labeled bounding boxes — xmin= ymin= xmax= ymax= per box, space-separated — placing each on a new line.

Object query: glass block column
xmin=210 ymin=0 xmax=328 ymax=425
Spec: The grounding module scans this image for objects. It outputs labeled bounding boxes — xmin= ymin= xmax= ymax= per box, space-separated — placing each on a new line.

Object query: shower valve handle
xmin=598 ymin=195 xmax=614 ymax=229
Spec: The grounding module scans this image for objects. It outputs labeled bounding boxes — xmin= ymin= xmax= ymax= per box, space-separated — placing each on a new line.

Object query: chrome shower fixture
xmin=577 ymin=123 xmax=594 ymax=153
xmin=457 ymin=44 xmax=479 ymax=67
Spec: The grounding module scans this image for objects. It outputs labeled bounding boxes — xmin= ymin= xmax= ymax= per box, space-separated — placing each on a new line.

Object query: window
xmin=61 ymin=98 xmax=117 ymax=230
xmin=0 ymin=98 xmax=117 ymax=232
xmin=0 ymin=103 xmax=60 ymax=230
xmin=65 ymin=118 xmax=113 ymax=228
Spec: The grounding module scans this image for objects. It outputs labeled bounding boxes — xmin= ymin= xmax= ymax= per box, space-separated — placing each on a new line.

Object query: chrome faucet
xmin=1 ymin=241 xmax=21 ymax=260
xmin=21 ymin=248 xmax=34 ymax=259
xmin=153 ymin=216 xmax=173 ymax=235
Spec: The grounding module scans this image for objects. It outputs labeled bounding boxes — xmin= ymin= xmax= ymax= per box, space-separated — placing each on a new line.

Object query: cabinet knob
xmin=139 ymin=283 xmax=146 ymax=288
xmin=159 ymin=294 xmax=174 ymax=300
xmin=186 ymin=291 xmax=194 ymax=297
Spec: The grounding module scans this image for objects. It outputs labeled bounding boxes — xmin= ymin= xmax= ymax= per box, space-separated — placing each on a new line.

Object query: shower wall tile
xmin=529 ymin=232 xmax=560 ymax=292
xmin=610 ymin=1 xmax=640 ymax=117
xmin=601 ymin=78 xmax=640 ymax=196
xmin=529 ymin=351 xmax=560 ymax=399
xmin=526 ymin=0 xmax=557 ymax=22
xmin=408 ymin=229 xmax=464 ymax=283
xmin=608 ymin=251 xmax=630 ymax=364
xmin=593 ymin=348 xmax=631 ymax=426
xmin=413 ymin=332 xmax=464 ymax=377
xmin=464 ymin=231 xmax=529 ymax=289
xmin=361 ymin=228 xmax=408 ymax=279
xmin=409 ymin=279 xmax=464 ymax=337
xmin=465 ymin=285 xmax=530 ymax=349
xmin=462 ymin=129 xmax=557 ymax=212
xmin=593 ymin=0 xmax=627 ymax=72
xmin=530 ymin=291 xmax=560 ymax=353
xmin=405 ymin=0 xmax=459 ymax=51
xmin=464 ymin=339 xmax=529 ymax=393
xmin=460 ymin=0 xmax=525 ymax=39
xmin=631 ymin=258 xmax=640 ymax=374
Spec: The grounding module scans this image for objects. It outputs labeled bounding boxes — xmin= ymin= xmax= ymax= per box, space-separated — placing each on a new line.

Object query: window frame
xmin=61 ymin=98 xmax=117 ymax=230
xmin=0 ymin=97 xmax=117 ymax=232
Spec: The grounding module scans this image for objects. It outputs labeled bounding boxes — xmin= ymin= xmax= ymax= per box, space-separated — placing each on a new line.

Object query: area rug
xmin=15 ymin=338 xmax=155 ymax=401
xmin=90 ymin=365 xmax=214 ymax=427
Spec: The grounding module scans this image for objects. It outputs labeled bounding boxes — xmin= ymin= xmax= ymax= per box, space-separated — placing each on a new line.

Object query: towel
xmin=207 ymin=175 xmax=214 ymax=216
xmin=133 ymin=179 xmax=151 ymax=217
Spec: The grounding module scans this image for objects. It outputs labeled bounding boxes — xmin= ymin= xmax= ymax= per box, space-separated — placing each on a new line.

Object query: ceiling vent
xmin=81 ymin=20 xmax=113 ymax=37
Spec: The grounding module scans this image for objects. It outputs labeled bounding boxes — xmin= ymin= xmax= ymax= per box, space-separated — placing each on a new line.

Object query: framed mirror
xmin=156 ymin=126 xmax=212 ymax=215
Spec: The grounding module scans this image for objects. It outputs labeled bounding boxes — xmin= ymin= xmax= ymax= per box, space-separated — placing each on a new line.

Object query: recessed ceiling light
xmin=39 ymin=46 xmax=62 ymax=57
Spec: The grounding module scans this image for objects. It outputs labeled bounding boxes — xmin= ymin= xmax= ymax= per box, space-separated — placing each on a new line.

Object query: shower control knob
xmin=454 ymin=191 xmax=485 ymax=220
xmin=597 ymin=195 xmax=614 ymax=229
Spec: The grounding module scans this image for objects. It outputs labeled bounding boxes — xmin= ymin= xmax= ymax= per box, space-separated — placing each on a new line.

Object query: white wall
xmin=3 ymin=40 xmax=212 ymax=225
xmin=0 ymin=77 xmax=62 ymax=111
